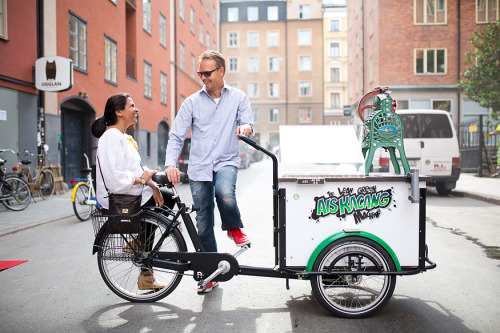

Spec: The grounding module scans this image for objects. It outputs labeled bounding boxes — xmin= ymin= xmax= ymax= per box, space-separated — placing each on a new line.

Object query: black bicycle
xmin=0 ymin=149 xmax=32 ymax=211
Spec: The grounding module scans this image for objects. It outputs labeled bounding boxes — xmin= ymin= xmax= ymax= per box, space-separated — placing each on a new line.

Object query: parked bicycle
xmin=0 ymin=149 xmax=31 ymax=211
xmin=70 ymin=153 xmax=100 ymax=221
xmin=12 ymin=148 xmax=55 ymax=200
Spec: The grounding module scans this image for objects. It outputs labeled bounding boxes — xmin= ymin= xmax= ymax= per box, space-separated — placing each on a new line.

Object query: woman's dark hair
xmin=91 ymin=93 xmax=131 ymax=138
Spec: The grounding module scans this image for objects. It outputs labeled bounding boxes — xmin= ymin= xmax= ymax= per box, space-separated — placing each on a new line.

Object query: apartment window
xmin=248 ymin=57 xmax=259 ymax=72
xmin=206 ymin=32 xmax=210 ymax=50
xmin=180 ymin=0 xmax=185 ymax=20
xmin=248 ymin=6 xmax=258 ymax=21
xmin=268 ymin=31 xmax=279 ymax=47
xmin=268 ymin=6 xmax=278 ymax=21
xmin=229 ymin=83 xmax=239 ymax=88
xmin=477 ymin=0 xmax=499 ymax=22
xmin=415 ymin=48 xmax=446 ymax=74
xmin=229 ymin=57 xmax=238 ymax=72
xmin=299 ymin=82 xmax=311 ymax=97
xmin=143 ymin=0 xmax=151 ymax=34
xmin=228 ymin=32 xmax=238 ymax=47
xmin=109 ymin=0 xmax=117 ymax=4
xmin=248 ymin=32 xmax=259 ymax=47
xmin=228 ymin=7 xmax=239 ymax=22
xmin=299 ymin=5 xmax=310 ymax=19
xmin=299 ymin=56 xmax=311 ymax=71
xmin=269 ymin=108 xmax=279 ymax=123
xmin=268 ymin=57 xmax=279 ymax=72
xmin=268 ymin=82 xmax=279 ymax=97
xmin=191 ymin=53 xmax=196 ymax=78
xmin=330 ymin=68 xmax=340 ymax=82
xmin=213 ymin=6 xmax=216 ymax=25
xmin=369 ymin=11 xmax=374 ymax=36
xmin=199 ymin=21 xmax=204 ymax=45
xmin=329 ymin=19 xmax=340 ymax=32
xmin=415 ymin=0 xmax=447 ymax=24
xmin=159 ymin=13 xmax=167 ymax=47
xmin=190 ymin=7 xmax=195 ymax=33
xmin=104 ymin=36 xmax=117 ymax=84
xmin=144 ymin=61 xmax=152 ymax=99
xmin=432 ymin=99 xmax=451 ymax=111
xmin=248 ymin=83 xmax=259 ymax=98
xmin=207 ymin=0 xmax=210 ymax=14
xmin=329 ymin=42 xmax=340 ymax=57
xmin=298 ymin=30 xmax=311 ymax=46
xmin=146 ymin=132 xmax=151 ymax=157
xmin=253 ymin=108 xmax=259 ymax=124
xmin=0 ymin=0 xmax=7 ymax=39
xmin=299 ymin=108 xmax=312 ymax=123
xmin=179 ymin=42 xmax=185 ymax=71
xmin=331 ymin=93 xmax=340 ymax=108
xmin=160 ymin=72 xmax=168 ymax=105
xmin=69 ymin=13 xmax=87 ymax=71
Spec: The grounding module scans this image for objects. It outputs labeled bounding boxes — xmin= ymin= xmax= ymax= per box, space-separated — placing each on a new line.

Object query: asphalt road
xmin=0 ymin=159 xmax=499 ymax=332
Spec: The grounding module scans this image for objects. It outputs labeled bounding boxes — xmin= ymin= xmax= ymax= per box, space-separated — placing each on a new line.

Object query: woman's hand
xmin=141 ymin=170 xmax=158 ymax=183
xmin=151 ymin=186 xmax=164 ymax=207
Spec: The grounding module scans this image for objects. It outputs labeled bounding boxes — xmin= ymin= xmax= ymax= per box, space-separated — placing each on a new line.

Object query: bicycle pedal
xmin=233 ymin=244 xmax=250 ymax=258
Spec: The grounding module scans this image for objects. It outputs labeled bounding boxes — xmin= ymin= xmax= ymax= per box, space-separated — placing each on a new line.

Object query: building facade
xmin=346 ymin=0 xmax=497 ymax=127
xmin=0 ymin=0 xmax=218 ymax=184
xmin=220 ymin=0 xmax=324 ymax=150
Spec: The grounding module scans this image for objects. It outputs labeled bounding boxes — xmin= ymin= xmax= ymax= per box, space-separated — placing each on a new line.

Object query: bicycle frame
xmin=71 ymin=153 xmax=99 ymax=208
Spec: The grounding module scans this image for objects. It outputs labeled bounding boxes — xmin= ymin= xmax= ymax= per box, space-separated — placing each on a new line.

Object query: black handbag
xmin=97 ymin=156 xmax=143 ymax=234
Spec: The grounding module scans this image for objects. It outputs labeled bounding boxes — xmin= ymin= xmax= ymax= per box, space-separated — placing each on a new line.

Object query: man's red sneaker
xmin=227 ymin=228 xmax=251 ymax=247
xmin=197 ymin=281 xmax=219 ymax=293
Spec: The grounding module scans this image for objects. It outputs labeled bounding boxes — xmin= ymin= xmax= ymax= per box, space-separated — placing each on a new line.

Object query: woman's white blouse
xmin=96 ymin=128 xmax=153 ymax=209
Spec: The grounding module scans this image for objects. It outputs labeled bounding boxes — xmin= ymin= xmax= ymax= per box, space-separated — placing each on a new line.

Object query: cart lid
xmin=279 ymin=125 xmax=365 ymax=177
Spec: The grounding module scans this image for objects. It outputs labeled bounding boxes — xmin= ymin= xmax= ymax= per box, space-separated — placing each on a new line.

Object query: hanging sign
xmin=35 ymin=56 xmax=73 ymax=92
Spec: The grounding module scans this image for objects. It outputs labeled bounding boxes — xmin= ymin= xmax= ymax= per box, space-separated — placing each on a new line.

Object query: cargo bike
xmin=91 ymin=88 xmax=436 ymax=318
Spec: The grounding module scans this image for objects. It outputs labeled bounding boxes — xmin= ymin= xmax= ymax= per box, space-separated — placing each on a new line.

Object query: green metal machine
xmin=358 ymin=87 xmax=410 ymax=176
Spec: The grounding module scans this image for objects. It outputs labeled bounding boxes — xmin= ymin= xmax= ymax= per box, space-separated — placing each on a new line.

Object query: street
xmin=0 ymin=159 xmax=499 ymax=332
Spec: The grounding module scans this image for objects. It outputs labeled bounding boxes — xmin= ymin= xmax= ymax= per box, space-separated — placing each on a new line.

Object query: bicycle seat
xmin=81 ymin=167 xmax=92 ymax=173
xmin=21 ymin=160 xmax=31 ymax=165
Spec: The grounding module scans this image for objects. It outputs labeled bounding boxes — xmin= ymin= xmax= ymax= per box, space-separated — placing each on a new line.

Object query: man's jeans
xmin=189 ymin=166 xmax=243 ymax=252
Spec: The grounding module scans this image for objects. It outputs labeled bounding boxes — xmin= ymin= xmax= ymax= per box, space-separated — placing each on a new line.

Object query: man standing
xmin=164 ymin=51 xmax=254 ymax=292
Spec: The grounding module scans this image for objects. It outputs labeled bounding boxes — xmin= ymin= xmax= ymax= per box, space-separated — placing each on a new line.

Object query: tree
xmin=458 ymin=20 xmax=500 ymax=121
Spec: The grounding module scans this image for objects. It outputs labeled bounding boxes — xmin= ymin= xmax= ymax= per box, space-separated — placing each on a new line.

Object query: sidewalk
xmin=1 ymin=173 xmax=499 ymax=237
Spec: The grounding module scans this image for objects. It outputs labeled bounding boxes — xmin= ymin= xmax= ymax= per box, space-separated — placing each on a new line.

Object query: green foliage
xmin=458 ymin=20 xmax=500 ymax=121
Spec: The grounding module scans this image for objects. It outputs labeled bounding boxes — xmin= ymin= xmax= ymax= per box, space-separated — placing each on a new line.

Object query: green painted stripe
xmin=305 ymin=231 xmax=401 ymax=272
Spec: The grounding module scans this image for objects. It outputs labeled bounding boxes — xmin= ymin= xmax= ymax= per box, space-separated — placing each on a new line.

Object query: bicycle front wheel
xmin=1 ymin=176 xmax=32 ymax=211
xmin=72 ymin=183 xmax=92 ymax=221
xmin=97 ymin=210 xmax=187 ymax=302
xmin=39 ymin=170 xmax=55 ymax=200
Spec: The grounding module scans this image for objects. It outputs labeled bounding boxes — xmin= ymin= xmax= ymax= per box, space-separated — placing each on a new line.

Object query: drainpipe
xmin=457 ymin=0 xmax=461 ymax=138
xmin=361 ymin=0 xmax=365 ymax=96
xmin=36 ymin=0 xmax=45 ymax=159
xmin=174 ymin=0 xmax=178 ymax=116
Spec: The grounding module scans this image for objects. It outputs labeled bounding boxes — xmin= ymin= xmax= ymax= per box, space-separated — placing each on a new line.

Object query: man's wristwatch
xmin=140 ymin=177 xmax=146 ymax=185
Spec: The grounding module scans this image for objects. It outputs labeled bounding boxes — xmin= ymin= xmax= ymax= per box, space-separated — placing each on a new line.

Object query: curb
xmin=0 ymin=213 xmax=75 ymax=238
xmin=451 ymin=191 xmax=500 ymax=206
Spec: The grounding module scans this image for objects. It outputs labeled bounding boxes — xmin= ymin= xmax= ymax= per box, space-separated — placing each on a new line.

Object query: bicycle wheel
xmin=1 ymin=176 xmax=32 ymax=211
xmin=97 ymin=210 xmax=187 ymax=302
xmin=39 ymin=169 xmax=55 ymax=200
xmin=72 ymin=183 xmax=92 ymax=221
xmin=311 ymin=237 xmax=396 ymax=318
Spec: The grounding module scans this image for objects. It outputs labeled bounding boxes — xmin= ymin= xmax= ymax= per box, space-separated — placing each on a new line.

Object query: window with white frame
xmin=329 ymin=42 xmax=340 ymax=57
xmin=190 ymin=7 xmax=195 ymax=33
xmin=104 ymin=36 xmax=117 ymax=84
xmin=299 ymin=108 xmax=312 ymax=123
xmin=329 ymin=19 xmax=340 ymax=31
xmin=144 ymin=61 xmax=152 ymax=98
xmin=0 ymin=0 xmax=7 ymax=39
xmin=268 ymin=6 xmax=278 ymax=21
xmin=159 ymin=13 xmax=167 ymax=47
xmin=199 ymin=21 xmax=204 ymax=45
xmin=191 ymin=53 xmax=196 ymax=78
xmin=229 ymin=57 xmax=238 ymax=72
xmin=248 ymin=57 xmax=259 ymax=72
xmin=330 ymin=68 xmax=340 ymax=82
xmin=179 ymin=42 xmax=185 ymax=71
xmin=330 ymin=93 xmax=340 ymax=108
xmin=248 ymin=6 xmax=258 ymax=21
xmin=476 ymin=0 xmax=499 ymax=23
xmin=299 ymin=56 xmax=311 ymax=71
xmin=269 ymin=108 xmax=279 ymax=123
xmin=207 ymin=0 xmax=210 ymax=14
xmin=248 ymin=32 xmax=259 ymax=47
xmin=268 ymin=82 xmax=279 ymax=97
xmin=415 ymin=48 xmax=446 ymax=74
xmin=143 ymin=0 xmax=151 ymax=34
xmin=432 ymin=99 xmax=451 ymax=111
xmin=268 ymin=31 xmax=279 ymax=47
xmin=180 ymin=0 xmax=185 ymax=20
xmin=248 ymin=83 xmax=259 ymax=98
xmin=299 ymin=5 xmax=310 ymax=19
xmin=299 ymin=82 xmax=311 ymax=97
xmin=206 ymin=32 xmax=210 ymax=49
xmin=160 ymin=72 xmax=168 ymax=105
xmin=268 ymin=57 xmax=279 ymax=72
xmin=228 ymin=7 xmax=239 ymax=22
xmin=414 ymin=0 xmax=447 ymax=24
xmin=69 ymin=13 xmax=87 ymax=71
xmin=253 ymin=108 xmax=259 ymax=124
xmin=213 ymin=6 xmax=216 ymax=25
xmin=229 ymin=83 xmax=238 ymax=88
xmin=298 ymin=30 xmax=311 ymax=46
xmin=228 ymin=32 xmax=238 ymax=47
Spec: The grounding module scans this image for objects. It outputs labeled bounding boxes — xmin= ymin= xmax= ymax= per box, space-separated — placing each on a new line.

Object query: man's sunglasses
xmin=197 ymin=67 xmax=220 ymax=78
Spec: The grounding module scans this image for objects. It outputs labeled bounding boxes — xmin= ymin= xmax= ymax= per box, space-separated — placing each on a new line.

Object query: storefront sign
xmin=35 ymin=56 xmax=73 ymax=92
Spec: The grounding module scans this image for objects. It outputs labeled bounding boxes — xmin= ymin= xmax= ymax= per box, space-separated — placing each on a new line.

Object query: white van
xmin=373 ymin=109 xmax=461 ymax=195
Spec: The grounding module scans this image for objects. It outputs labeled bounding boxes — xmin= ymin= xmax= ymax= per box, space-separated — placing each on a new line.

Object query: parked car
xmin=177 ymin=138 xmax=190 ymax=183
xmin=239 ymin=141 xmax=251 ymax=169
xmin=371 ymin=109 xmax=460 ymax=195
xmin=249 ymin=146 xmax=264 ymax=163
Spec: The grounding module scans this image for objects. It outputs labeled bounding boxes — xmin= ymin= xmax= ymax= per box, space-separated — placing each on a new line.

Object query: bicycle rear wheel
xmin=39 ymin=170 xmax=55 ymax=200
xmin=97 ymin=210 xmax=187 ymax=302
xmin=72 ymin=183 xmax=91 ymax=221
xmin=1 ymin=176 xmax=31 ymax=211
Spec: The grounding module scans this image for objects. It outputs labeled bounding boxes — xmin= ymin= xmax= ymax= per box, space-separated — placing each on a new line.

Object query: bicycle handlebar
xmin=152 ymin=172 xmax=188 ymax=187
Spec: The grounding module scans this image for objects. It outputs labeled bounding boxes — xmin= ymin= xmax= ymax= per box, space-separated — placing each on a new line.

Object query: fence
xmin=457 ymin=115 xmax=498 ymax=176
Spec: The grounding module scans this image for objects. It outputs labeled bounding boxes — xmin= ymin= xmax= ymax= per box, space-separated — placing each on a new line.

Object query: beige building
xmin=220 ymin=0 xmax=324 ymax=150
